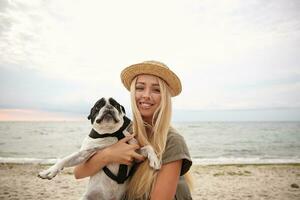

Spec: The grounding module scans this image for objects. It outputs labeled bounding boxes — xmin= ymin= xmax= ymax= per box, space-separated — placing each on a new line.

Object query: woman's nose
xmin=141 ymin=88 xmax=151 ymax=99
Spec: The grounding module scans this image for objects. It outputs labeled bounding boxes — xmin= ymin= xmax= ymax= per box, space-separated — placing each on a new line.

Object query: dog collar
xmin=89 ymin=116 xmax=131 ymax=140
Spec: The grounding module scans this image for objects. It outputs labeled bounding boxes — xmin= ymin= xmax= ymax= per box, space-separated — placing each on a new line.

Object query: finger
xmin=124 ymin=160 xmax=133 ymax=165
xmin=129 ymin=143 xmax=140 ymax=150
xmin=131 ymin=132 xmax=136 ymax=137
xmin=123 ymin=157 xmax=134 ymax=165
xmin=132 ymin=152 xmax=145 ymax=162
xmin=120 ymin=135 xmax=134 ymax=143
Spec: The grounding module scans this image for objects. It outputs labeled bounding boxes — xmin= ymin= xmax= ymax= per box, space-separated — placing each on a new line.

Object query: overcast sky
xmin=0 ymin=0 xmax=300 ymax=121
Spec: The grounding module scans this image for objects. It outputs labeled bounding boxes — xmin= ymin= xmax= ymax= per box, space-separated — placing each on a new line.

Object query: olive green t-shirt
xmin=162 ymin=126 xmax=193 ymax=200
xmin=124 ymin=126 xmax=193 ymax=200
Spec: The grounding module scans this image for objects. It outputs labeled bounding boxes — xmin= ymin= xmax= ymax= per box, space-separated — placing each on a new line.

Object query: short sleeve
xmin=162 ymin=127 xmax=192 ymax=176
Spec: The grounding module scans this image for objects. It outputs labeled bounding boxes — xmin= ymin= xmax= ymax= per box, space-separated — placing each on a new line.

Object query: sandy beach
xmin=0 ymin=163 xmax=299 ymax=200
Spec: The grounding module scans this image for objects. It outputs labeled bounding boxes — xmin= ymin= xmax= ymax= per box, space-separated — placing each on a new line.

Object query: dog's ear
xmin=87 ymin=97 xmax=105 ymax=124
xmin=87 ymin=107 xmax=93 ymax=124
xmin=120 ymin=105 xmax=126 ymax=114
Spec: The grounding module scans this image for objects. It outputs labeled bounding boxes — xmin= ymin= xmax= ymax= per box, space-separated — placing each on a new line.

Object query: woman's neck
xmin=143 ymin=117 xmax=153 ymax=126
xmin=142 ymin=120 xmax=153 ymax=136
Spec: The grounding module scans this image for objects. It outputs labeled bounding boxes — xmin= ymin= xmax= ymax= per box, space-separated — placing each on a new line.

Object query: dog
xmin=38 ymin=97 xmax=161 ymax=200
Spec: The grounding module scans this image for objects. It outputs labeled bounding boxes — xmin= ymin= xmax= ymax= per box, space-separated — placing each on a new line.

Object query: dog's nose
xmin=106 ymin=105 xmax=113 ymax=110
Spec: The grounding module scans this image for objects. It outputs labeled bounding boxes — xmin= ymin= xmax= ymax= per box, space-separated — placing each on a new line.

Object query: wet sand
xmin=0 ymin=163 xmax=299 ymax=199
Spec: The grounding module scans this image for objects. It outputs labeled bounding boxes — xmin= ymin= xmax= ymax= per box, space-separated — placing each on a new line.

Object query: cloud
xmin=0 ymin=0 xmax=300 ymax=119
xmin=0 ymin=65 xmax=129 ymax=114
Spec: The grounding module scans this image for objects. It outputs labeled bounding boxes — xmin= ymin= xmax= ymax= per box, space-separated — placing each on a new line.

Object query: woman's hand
xmin=103 ymin=135 xmax=145 ymax=165
xmin=74 ymin=135 xmax=145 ymax=179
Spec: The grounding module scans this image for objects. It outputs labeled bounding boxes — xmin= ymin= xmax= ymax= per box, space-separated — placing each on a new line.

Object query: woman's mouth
xmin=139 ymin=102 xmax=153 ymax=109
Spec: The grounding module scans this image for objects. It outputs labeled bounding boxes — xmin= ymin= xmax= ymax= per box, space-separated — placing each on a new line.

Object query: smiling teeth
xmin=140 ymin=102 xmax=152 ymax=108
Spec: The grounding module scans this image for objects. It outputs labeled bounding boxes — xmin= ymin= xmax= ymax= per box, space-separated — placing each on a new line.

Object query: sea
xmin=0 ymin=121 xmax=300 ymax=165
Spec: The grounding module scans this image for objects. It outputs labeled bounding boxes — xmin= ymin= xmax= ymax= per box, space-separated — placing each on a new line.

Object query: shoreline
xmin=1 ymin=156 xmax=300 ymax=166
xmin=1 ymin=163 xmax=300 ymax=199
xmin=1 ymin=161 xmax=300 ymax=166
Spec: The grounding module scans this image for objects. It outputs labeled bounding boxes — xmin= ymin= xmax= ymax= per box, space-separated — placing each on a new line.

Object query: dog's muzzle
xmin=96 ymin=110 xmax=119 ymax=123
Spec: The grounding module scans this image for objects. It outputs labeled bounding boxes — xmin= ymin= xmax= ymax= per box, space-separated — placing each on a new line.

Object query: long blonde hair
xmin=126 ymin=76 xmax=172 ymax=200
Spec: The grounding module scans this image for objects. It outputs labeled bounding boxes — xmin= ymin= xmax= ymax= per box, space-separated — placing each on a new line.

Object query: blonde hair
xmin=126 ymin=76 xmax=172 ymax=200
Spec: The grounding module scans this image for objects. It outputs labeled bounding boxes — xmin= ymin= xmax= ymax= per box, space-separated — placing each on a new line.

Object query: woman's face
xmin=135 ymin=74 xmax=161 ymax=124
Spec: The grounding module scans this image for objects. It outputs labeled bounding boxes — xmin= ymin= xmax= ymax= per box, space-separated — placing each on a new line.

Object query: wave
xmin=0 ymin=157 xmax=58 ymax=164
xmin=1 ymin=156 xmax=300 ymax=165
xmin=193 ymin=157 xmax=300 ymax=165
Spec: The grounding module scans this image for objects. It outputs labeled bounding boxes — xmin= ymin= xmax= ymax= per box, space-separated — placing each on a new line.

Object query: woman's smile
xmin=139 ymin=101 xmax=154 ymax=109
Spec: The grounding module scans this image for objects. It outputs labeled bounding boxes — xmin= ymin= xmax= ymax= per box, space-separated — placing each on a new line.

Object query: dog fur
xmin=38 ymin=97 xmax=160 ymax=200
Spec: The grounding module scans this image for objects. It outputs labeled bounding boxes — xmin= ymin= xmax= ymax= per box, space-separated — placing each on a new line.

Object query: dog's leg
xmin=140 ymin=145 xmax=161 ymax=170
xmin=38 ymin=147 xmax=99 ymax=179
xmin=38 ymin=141 xmax=115 ymax=180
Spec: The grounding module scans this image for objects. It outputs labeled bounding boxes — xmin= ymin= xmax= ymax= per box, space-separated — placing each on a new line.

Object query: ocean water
xmin=0 ymin=121 xmax=300 ymax=165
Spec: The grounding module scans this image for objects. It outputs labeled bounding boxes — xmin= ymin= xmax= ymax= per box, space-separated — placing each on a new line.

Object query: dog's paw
xmin=38 ymin=166 xmax=62 ymax=180
xmin=140 ymin=145 xmax=161 ymax=170
xmin=148 ymin=156 xmax=161 ymax=170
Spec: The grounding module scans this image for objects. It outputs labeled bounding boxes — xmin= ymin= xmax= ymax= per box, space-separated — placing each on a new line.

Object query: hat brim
xmin=121 ymin=63 xmax=182 ymax=97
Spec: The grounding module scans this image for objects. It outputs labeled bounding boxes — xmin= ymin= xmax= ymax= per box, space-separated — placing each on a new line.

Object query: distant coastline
xmin=1 ymin=107 xmax=300 ymax=122
xmin=1 ymin=157 xmax=300 ymax=166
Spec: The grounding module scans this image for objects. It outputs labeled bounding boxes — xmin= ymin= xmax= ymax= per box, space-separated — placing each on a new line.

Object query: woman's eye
xmin=136 ymin=87 xmax=143 ymax=90
xmin=153 ymin=88 xmax=160 ymax=93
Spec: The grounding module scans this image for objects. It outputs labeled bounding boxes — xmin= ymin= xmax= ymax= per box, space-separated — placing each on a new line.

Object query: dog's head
xmin=88 ymin=97 xmax=126 ymax=133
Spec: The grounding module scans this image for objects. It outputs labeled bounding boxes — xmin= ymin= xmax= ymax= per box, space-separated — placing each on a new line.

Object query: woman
xmin=74 ymin=61 xmax=193 ymax=200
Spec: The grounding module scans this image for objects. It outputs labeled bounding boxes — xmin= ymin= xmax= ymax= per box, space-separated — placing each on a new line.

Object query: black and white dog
xmin=38 ymin=97 xmax=160 ymax=200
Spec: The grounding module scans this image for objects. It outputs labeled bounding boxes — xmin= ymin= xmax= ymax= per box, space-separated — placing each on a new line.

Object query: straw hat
xmin=120 ymin=60 xmax=182 ymax=97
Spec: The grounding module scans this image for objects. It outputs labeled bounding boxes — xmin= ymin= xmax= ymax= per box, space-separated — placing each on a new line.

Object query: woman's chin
xmin=140 ymin=112 xmax=153 ymax=122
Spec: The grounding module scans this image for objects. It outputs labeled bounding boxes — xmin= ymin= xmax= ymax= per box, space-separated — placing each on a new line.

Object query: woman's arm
xmin=150 ymin=160 xmax=182 ymax=200
xmin=74 ymin=135 xmax=145 ymax=179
